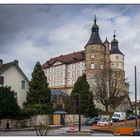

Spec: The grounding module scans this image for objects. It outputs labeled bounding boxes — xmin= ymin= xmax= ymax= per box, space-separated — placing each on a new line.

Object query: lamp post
xmin=135 ymin=66 xmax=138 ymax=129
xmin=78 ymin=93 xmax=81 ymax=131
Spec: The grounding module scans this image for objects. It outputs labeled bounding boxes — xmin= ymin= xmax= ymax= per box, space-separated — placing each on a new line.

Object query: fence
xmin=0 ymin=114 xmax=86 ymax=129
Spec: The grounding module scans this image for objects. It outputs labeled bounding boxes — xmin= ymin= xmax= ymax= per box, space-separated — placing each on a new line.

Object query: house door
xmin=60 ymin=114 xmax=65 ymax=125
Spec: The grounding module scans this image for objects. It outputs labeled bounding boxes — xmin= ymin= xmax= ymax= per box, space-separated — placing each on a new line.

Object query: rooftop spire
xmin=104 ymin=37 xmax=109 ymax=44
xmin=113 ymin=30 xmax=116 ymax=39
xmin=94 ymin=15 xmax=96 ymax=24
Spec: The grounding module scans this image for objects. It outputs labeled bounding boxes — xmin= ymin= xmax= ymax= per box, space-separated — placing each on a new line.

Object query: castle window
xmin=101 ymin=55 xmax=103 ymax=59
xmin=82 ymin=62 xmax=85 ymax=66
xmin=116 ymin=56 xmax=119 ymax=60
xmin=68 ymin=72 xmax=70 ymax=78
xmin=72 ymin=71 xmax=75 ymax=77
xmin=101 ymin=64 xmax=103 ymax=69
xmin=91 ymin=63 xmax=95 ymax=69
xmin=77 ymin=70 xmax=80 ymax=77
xmin=116 ymin=63 xmax=119 ymax=67
xmin=91 ymin=54 xmax=95 ymax=59
xmin=82 ymin=70 xmax=85 ymax=75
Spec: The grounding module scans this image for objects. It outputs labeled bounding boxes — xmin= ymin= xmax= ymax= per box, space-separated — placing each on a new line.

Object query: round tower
xmin=110 ymin=31 xmax=125 ymax=79
xmin=110 ymin=31 xmax=124 ymax=70
xmin=85 ymin=16 xmax=105 ymax=79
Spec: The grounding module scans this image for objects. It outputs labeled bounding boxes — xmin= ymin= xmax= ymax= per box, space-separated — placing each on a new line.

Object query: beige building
xmin=43 ymin=16 xmax=131 ymax=111
xmin=0 ymin=59 xmax=29 ymax=108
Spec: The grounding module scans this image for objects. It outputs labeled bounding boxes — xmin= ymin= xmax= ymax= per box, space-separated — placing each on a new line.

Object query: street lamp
xmin=135 ymin=66 xmax=138 ymax=129
xmin=78 ymin=93 xmax=81 ymax=131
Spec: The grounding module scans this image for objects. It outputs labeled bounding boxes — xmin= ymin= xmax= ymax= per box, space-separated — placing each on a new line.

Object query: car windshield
xmin=100 ymin=118 xmax=108 ymax=122
xmin=112 ymin=114 xmax=120 ymax=117
xmin=86 ymin=117 xmax=94 ymax=121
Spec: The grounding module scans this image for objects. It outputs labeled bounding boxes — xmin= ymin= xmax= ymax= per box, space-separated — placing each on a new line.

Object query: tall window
xmin=91 ymin=63 xmax=95 ymax=69
xmin=101 ymin=64 xmax=103 ymax=69
xmin=91 ymin=54 xmax=95 ymax=59
xmin=21 ymin=80 xmax=25 ymax=89
xmin=0 ymin=76 xmax=4 ymax=85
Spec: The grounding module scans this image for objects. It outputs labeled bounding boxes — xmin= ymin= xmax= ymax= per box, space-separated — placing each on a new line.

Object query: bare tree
xmin=30 ymin=115 xmax=50 ymax=136
xmin=90 ymin=69 xmax=128 ymax=113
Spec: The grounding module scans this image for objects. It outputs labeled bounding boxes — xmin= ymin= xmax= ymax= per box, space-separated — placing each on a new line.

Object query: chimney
xmin=14 ymin=60 xmax=19 ymax=65
xmin=0 ymin=59 xmax=3 ymax=65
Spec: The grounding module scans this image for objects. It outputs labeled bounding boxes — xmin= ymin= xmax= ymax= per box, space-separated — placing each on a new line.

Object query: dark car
xmin=127 ymin=115 xmax=136 ymax=120
xmin=132 ymin=131 xmax=140 ymax=136
xmin=85 ymin=117 xmax=100 ymax=125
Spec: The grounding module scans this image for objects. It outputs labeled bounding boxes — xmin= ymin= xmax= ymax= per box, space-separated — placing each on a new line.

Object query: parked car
xmin=132 ymin=130 xmax=140 ymax=136
xmin=127 ymin=115 xmax=136 ymax=120
xmin=97 ymin=118 xmax=113 ymax=126
xmin=85 ymin=117 xmax=100 ymax=125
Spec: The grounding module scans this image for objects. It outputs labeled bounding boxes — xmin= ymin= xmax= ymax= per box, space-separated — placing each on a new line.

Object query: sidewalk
xmin=0 ymin=124 xmax=65 ymax=132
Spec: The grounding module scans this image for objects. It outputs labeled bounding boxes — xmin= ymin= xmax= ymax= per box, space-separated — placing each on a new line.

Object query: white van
xmin=112 ymin=112 xmax=126 ymax=122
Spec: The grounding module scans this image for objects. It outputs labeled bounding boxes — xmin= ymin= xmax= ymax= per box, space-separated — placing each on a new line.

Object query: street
xmin=0 ymin=125 xmax=113 ymax=136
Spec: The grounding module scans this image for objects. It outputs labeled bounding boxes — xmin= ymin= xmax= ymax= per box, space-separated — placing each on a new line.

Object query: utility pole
xmin=78 ymin=93 xmax=81 ymax=131
xmin=135 ymin=66 xmax=138 ymax=129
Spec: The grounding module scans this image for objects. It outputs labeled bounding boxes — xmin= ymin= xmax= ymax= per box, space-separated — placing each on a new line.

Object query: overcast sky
xmin=0 ymin=4 xmax=140 ymax=101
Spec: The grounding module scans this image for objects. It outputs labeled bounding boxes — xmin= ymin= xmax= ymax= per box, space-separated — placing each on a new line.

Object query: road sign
xmin=69 ymin=125 xmax=76 ymax=132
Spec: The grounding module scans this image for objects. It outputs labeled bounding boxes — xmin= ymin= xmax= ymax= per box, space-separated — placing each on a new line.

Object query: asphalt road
xmin=0 ymin=125 xmax=113 ymax=136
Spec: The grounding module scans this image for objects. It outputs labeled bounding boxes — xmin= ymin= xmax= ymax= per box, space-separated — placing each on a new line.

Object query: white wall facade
xmin=110 ymin=54 xmax=124 ymax=70
xmin=44 ymin=61 xmax=85 ymax=89
xmin=44 ymin=62 xmax=66 ymax=88
xmin=0 ymin=65 xmax=29 ymax=108
xmin=66 ymin=61 xmax=85 ymax=86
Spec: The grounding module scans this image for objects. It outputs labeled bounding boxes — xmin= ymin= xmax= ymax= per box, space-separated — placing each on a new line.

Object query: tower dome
xmin=110 ymin=31 xmax=124 ymax=56
xmin=85 ymin=15 xmax=102 ymax=47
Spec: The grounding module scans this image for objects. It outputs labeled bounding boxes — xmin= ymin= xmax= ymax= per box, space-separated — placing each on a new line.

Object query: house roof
xmin=51 ymin=89 xmax=69 ymax=97
xmin=42 ymin=50 xmax=85 ymax=69
xmin=0 ymin=60 xmax=29 ymax=82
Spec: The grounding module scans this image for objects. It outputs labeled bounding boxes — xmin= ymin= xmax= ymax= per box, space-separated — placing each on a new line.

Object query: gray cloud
xmin=0 ymin=5 xmax=140 ymax=101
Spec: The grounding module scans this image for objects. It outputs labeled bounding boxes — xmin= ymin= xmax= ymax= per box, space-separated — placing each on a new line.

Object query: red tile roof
xmin=42 ymin=50 xmax=85 ymax=69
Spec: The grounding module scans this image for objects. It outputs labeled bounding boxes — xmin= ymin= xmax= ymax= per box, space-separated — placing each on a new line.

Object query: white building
xmin=43 ymin=51 xmax=85 ymax=95
xmin=0 ymin=59 xmax=29 ymax=108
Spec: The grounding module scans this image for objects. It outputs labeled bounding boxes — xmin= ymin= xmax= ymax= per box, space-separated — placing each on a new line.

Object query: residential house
xmin=0 ymin=59 xmax=29 ymax=108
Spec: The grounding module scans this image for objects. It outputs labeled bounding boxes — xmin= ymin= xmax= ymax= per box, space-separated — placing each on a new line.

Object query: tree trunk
xmin=105 ymin=105 xmax=109 ymax=113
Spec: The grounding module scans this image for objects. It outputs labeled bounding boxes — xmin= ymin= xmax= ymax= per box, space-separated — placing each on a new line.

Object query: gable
xmin=52 ymin=61 xmax=63 ymax=66
xmin=0 ymin=61 xmax=29 ymax=82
